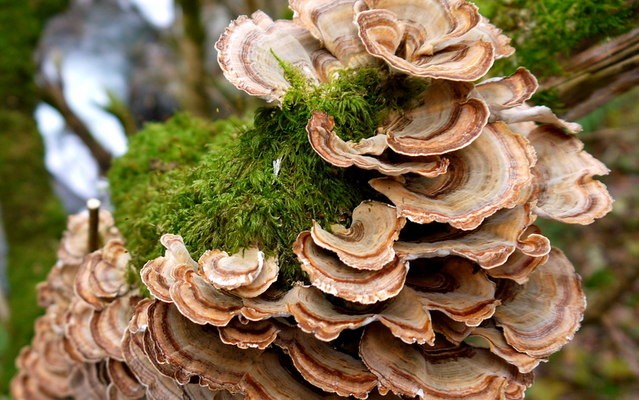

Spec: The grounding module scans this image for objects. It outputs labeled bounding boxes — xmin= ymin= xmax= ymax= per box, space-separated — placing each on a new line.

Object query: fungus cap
xmin=295 ymin=231 xmax=409 ymax=304
xmin=307 ymin=111 xmax=450 ymax=178
xmin=370 ymin=122 xmax=536 ymax=230
xmin=494 ymin=248 xmax=587 ymax=358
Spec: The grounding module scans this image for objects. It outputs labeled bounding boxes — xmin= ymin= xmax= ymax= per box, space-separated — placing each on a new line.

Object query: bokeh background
xmin=1 ymin=0 xmax=638 ymax=398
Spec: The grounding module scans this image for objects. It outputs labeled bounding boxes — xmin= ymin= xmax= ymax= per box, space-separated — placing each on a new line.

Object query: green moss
xmin=0 ymin=0 xmax=70 ymax=391
xmin=110 ymin=67 xmax=419 ymax=284
xmin=474 ymin=0 xmax=638 ymax=81
xmin=530 ymin=88 xmax=565 ymax=115
xmin=0 ymin=111 xmax=66 ymax=390
xmin=0 ymin=0 xmax=69 ymax=112
xmin=109 ymin=114 xmax=243 ymax=268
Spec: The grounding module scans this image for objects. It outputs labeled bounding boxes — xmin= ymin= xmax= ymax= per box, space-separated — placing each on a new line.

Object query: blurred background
xmin=0 ymin=0 xmax=638 ymax=398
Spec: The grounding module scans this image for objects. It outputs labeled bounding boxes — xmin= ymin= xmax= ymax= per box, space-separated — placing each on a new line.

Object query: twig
xmin=101 ymin=90 xmax=138 ymax=137
xmin=87 ymin=198 xmax=101 ymax=252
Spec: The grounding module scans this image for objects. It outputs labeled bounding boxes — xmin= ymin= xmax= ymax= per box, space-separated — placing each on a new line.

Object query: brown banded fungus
xmin=309 ymin=201 xmax=405 ymax=270
xmin=360 ymin=324 xmax=532 ymax=399
xmin=494 ymin=248 xmax=587 ymax=358
xmin=75 ymin=239 xmax=132 ymax=310
xmin=294 ymin=231 xmax=409 ymax=304
xmin=528 ymin=125 xmax=613 ymax=224
xmin=355 ymin=0 xmax=509 ymax=80
xmin=14 ymin=0 xmax=613 ymax=398
xmin=290 ymin=0 xmax=377 ymax=69
xmin=307 ymin=111 xmax=451 ymax=178
xmin=383 ymin=80 xmax=489 ymax=156
xmin=200 ymin=246 xmax=278 ymax=296
xmin=275 ymin=327 xmax=378 ymax=398
xmin=58 ymin=209 xmax=121 ymax=266
xmin=467 ymin=326 xmax=543 ymax=374
xmin=394 ymin=204 xmax=550 ymax=269
xmin=370 ymin=122 xmax=536 ymax=230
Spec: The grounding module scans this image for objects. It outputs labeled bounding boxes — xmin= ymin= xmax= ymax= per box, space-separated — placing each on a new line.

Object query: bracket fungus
xmin=369 ymin=122 xmax=536 ymax=230
xmin=394 ymin=204 xmax=550 ymax=269
xmin=14 ymin=0 xmax=613 ymax=398
xmin=355 ymin=0 xmax=507 ymax=80
xmin=382 ymin=79 xmax=490 ymax=157
xmin=308 ymin=111 xmax=450 ymax=178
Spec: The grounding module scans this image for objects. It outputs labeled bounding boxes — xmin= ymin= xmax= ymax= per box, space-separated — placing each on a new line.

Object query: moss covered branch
xmin=109 ymin=67 xmax=429 ymax=284
xmin=474 ymin=0 xmax=639 ymax=113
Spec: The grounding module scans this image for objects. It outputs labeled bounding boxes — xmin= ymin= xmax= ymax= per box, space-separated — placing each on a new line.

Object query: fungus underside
xmin=110 ymin=66 xmax=426 ymax=286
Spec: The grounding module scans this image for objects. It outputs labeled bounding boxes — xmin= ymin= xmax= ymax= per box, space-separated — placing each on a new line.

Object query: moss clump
xmin=109 ymin=114 xmax=242 ymax=269
xmin=110 ymin=67 xmax=420 ymax=284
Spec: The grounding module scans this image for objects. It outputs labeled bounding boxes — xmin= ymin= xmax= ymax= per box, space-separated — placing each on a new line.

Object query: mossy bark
xmin=473 ymin=0 xmax=639 ymax=113
xmin=0 ymin=0 xmax=68 ymax=391
xmin=176 ymin=0 xmax=213 ymax=118
xmin=109 ymin=68 xmax=403 ymax=285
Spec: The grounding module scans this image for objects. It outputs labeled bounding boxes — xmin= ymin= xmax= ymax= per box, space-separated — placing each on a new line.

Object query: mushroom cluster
xmin=13 ymin=0 xmax=613 ymax=399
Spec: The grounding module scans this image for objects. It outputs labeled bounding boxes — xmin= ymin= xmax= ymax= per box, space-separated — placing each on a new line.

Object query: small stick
xmin=87 ymin=198 xmax=101 ymax=252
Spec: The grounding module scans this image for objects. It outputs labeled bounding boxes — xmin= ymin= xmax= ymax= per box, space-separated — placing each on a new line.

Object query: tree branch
xmin=39 ymin=78 xmax=112 ymax=174
xmin=541 ymin=27 xmax=639 ymax=120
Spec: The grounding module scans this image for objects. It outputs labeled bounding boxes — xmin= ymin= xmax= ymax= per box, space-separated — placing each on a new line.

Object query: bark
xmin=176 ymin=0 xmax=212 ymax=118
xmin=541 ymin=27 xmax=639 ymax=120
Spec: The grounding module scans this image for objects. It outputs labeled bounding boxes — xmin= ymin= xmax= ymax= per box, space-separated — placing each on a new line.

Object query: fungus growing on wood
xmin=90 ymin=294 xmax=141 ymax=361
xmin=467 ymin=326 xmax=543 ymax=374
xmin=370 ymin=123 xmax=536 ymax=230
xmin=308 ymin=201 xmax=405 ymax=270
xmin=307 ymin=111 xmax=450 ymax=177
xmin=218 ymin=318 xmax=281 ymax=350
xmin=485 ymin=246 xmax=549 ymax=285
xmin=529 ymin=125 xmax=613 ymax=224
xmin=404 ymin=258 xmax=498 ymax=326
xmin=106 ymin=359 xmax=145 ymax=400
xmin=290 ymin=0 xmax=376 ymax=69
xmin=383 ymin=80 xmax=489 ymax=156
xmin=355 ymin=1 xmax=494 ymax=81
xmin=75 ymin=239 xmax=132 ymax=310
xmin=395 ymin=205 xmax=550 ymax=268
xmin=140 ymin=234 xmax=197 ymax=303
xmin=294 ymin=230 xmax=409 ymax=303
xmin=286 ymin=285 xmax=436 ymax=344
xmin=494 ymin=248 xmax=587 ymax=358
xmin=200 ymin=246 xmax=278 ymax=296
xmin=275 ymin=328 xmax=378 ymax=398
xmin=475 ymin=67 xmax=538 ymax=112
xmin=57 ymin=209 xmax=121 ymax=266
xmin=13 ymin=0 xmax=615 ymax=398
xmin=360 ymin=324 xmax=531 ymax=399
xmin=215 ymin=11 xmax=320 ymax=103
xmin=167 ymin=265 xmax=245 ymax=326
